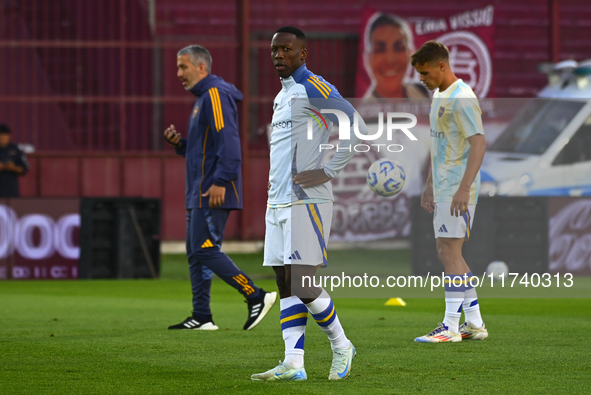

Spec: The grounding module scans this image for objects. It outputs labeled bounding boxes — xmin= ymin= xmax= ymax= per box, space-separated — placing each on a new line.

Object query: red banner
xmin=355 ymin=5 xmax=495 ymax=99
xmin=0 ymin=199 xmax=80 ymax=280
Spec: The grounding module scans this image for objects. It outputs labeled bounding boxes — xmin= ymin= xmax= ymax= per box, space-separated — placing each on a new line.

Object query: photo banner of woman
xmin=327 ymin=5 xmax=496 ymax=243
xmin=355 ymin=5 xmax=495 ymax=99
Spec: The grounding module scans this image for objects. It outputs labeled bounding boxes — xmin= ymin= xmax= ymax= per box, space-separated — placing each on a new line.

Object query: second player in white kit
xmin=411 ymin=40 xmax=488 ymax=343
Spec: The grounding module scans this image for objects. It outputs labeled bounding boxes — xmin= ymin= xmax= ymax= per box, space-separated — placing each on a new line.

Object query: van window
xmin=490 ymin=99 xmax=585 ymax=154
xmin=553 ymin=115 xmax=591 ymax=165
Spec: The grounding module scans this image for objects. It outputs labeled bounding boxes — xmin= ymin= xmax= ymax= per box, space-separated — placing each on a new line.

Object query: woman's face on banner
xmin=368 ymin=24 xmax=409 ymax=98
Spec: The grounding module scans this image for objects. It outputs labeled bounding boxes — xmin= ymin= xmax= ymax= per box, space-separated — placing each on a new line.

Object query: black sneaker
xmin=168 ymin=317 xmax=219 ymax=330
xmin=243 ymin=289 xmax=277 ymax=331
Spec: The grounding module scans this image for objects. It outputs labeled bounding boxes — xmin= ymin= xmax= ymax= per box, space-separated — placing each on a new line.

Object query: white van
xmin=480 ymin=60 xmax=591 ymax=197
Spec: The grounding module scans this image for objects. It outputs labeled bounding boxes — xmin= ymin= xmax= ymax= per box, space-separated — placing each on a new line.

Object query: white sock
xmin=443 ymin=298 xmax=463 ymax=333
xmin=305 ymin=289 xmax=350 ymax=350
xmin=443 ymin=274 xmax=465 ymax=333
xmin=463 ymin=286 xmax=484 ymax=328
xmin=280 ymin=296 xmax=307 ymax=368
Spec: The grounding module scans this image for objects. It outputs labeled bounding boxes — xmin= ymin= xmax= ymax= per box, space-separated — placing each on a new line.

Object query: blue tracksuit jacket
xmin=175 ymin=74 xmax=243 ymax=209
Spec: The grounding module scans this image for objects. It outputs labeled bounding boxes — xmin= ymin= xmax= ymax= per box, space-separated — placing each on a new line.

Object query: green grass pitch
xmin=1 ymin=251 xmax=590 ymax=394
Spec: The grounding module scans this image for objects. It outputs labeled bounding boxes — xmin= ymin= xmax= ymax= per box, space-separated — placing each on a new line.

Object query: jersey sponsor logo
xmin=288 ymin=93 xmax=300 ymax=106
xmin=288 ymin=250 xmax=302 ymax=260
xmin=304 ymin=107 xmax=328 ymax=131
xmin=271 ymin=119 xmax=292 ymax=131
xmin=201 ymin=239 xmax=214 ymax=248
xmin=430 ymin=129 xmax=445 ymax=139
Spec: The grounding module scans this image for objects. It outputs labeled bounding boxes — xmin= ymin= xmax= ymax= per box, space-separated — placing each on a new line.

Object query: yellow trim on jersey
xmin=439 ymin=83 xmax=456 ymax=99
xmin=280 ymin=312 xmax=309 ymax=324
xmin=231 ymin=181 xmax=239 ymax=203
xmin=199 ymin=126 xmax=210 ymax=208
xmin=308 ymin=204 xmax=324 ymax=237
xmin=455 ymin=133 xmax=465 ymax=166
xmin=307 ymin=78 xmax=328 ymax=99
xmin=464 ymin=209 xmax=471 ymax=240
xmin=315 ymin=306 xmax=335 ymax=323
xmin=444 ymin=132 xmax=453 ymax=167
xmin=209 ymin=87 xmax=225 ymax=131
xmin=313 ymin=78 xmax=331 ymax=96
xmin=311 ymin=75 xmax=332 ymax=94
xmin=267 ymin=198 xmax=331 ymax=208
xmin=308 ymin=204 xmax=328 ymax=261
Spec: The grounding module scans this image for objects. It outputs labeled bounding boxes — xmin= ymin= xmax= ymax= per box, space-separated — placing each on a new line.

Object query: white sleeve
xmin=323 ymin=113 xmax=367 ymax=178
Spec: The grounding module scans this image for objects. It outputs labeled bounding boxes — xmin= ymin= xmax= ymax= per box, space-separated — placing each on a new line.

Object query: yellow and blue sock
xmin=306 ymin=289 xmax=350 ymax=350
xmin=280 ymin=296 xmax=308 ymax=368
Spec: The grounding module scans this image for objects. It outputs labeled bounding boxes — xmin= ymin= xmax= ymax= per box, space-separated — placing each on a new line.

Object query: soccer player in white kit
xmin=251 ymin=26 xmax=367 ymax=381
xmin=411 ymin=41 xmax=489 ymax=343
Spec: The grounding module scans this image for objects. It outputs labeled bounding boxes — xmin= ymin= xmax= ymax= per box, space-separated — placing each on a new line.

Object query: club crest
xmin=288 ymin=93 xmax=299 ymax=107
xmin=438 ymin=106 xmax=445 ymax=118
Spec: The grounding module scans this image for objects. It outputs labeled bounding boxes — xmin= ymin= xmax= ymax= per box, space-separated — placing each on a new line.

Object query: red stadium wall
xmin=3 ymin=0 xmax=591 ymax=240
xmin=18 ymin=153 xmax=270 ymax=240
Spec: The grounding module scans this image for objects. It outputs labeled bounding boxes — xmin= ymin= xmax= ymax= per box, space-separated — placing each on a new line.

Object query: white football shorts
xmin=433 ymin=202 xmax=476 ymax=240
xmin=263 ymin=202 xmax=332 ymax=267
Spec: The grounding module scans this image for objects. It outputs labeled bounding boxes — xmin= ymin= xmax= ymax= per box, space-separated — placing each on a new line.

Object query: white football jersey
xmin=268 ymin=64 xmax=366 ymax=205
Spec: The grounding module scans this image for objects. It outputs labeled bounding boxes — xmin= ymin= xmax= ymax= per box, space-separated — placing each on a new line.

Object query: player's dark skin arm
xmin=271 ymin=32 xmax=325 ymax=304
xmin=293 ymin=169 xmax=331 ymax=188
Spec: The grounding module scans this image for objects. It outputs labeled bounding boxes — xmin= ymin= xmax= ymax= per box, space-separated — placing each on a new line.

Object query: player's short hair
xmin=410 ymin=40 xmax=449 ymax=66
xmin=0 ymin=124 xmax=10 ymax=134
xmin=177 ymin=45 xmax=212 ymax=73
xmin=275 ymin=26 xmax=306 ymax=45
xmin=365 ymin=13 xmax=414 ymax=53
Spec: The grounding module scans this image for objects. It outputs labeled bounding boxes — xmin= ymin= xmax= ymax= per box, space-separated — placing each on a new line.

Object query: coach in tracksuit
xmin=164 ymin=45 xmax=276 ymax=331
